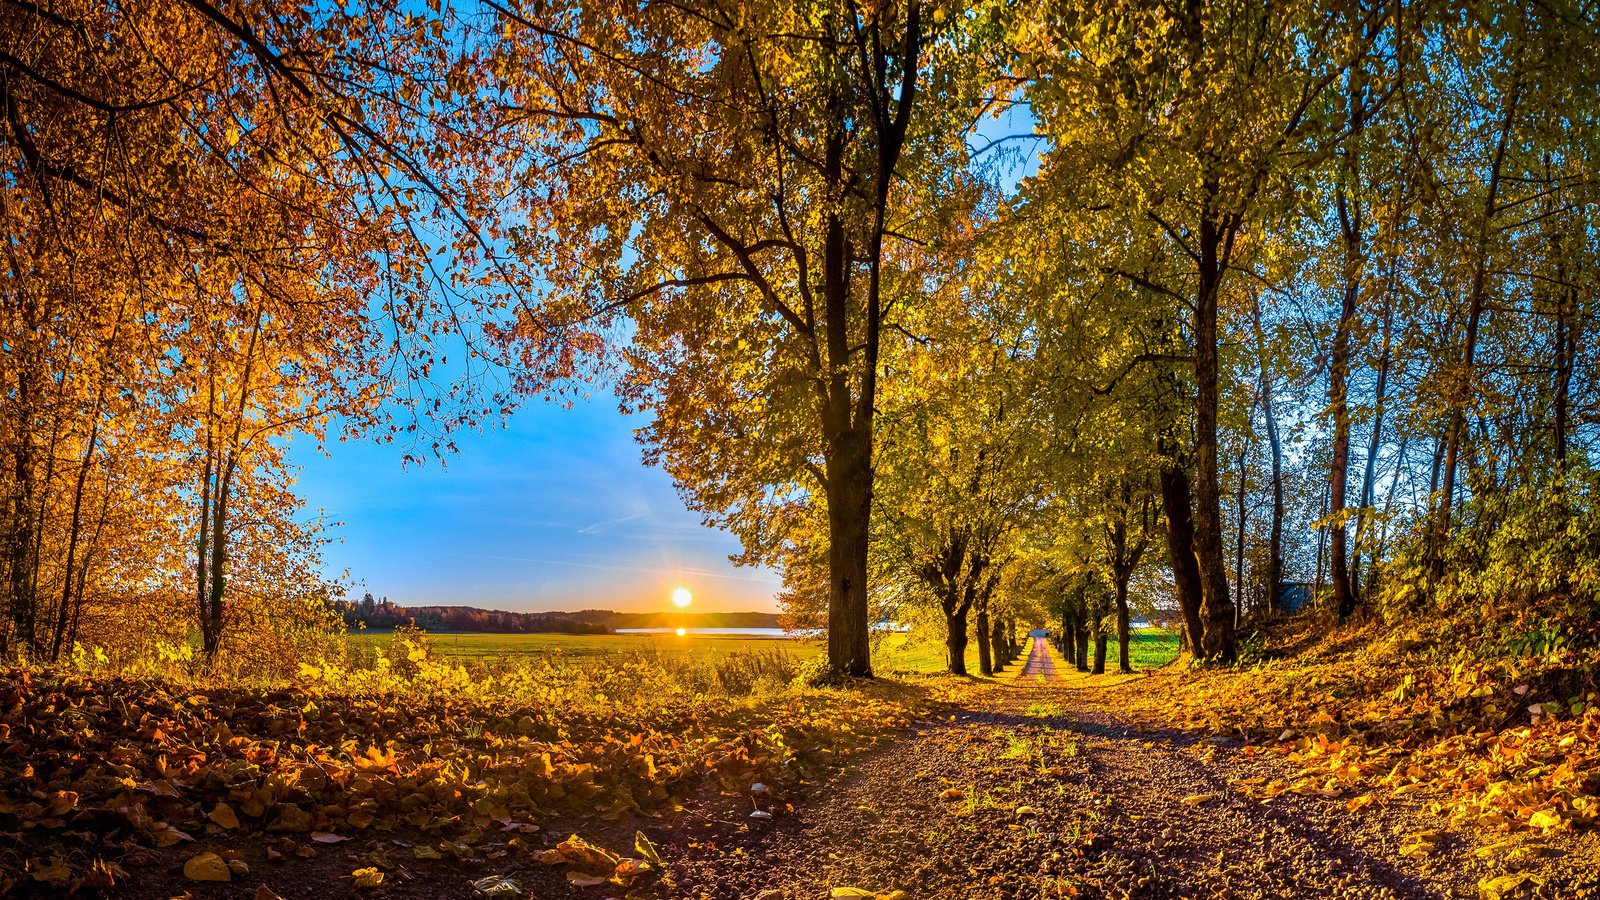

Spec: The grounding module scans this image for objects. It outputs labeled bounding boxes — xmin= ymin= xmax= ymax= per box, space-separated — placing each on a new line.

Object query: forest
xmin=2 ymin=0 xmax=1599 ymax=896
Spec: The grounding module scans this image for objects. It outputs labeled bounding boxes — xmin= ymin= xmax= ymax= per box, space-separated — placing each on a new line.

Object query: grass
xmin=1128 ymin=627 xmax=1182 ymax=669
xmin=349 ymin=628 xmax=822 ymax=661
xmin=346 ymin=625 xmax=1179 ymax=673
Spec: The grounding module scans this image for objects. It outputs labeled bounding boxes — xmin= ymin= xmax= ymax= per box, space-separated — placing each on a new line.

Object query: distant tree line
xmin=333 ymin=595 xmax=784 ymax=634
xmin=335 ymin=594 xmax=611 ymax=634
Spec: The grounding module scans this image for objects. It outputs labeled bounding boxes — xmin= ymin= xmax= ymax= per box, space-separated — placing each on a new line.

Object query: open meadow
xmin=347 ymin=627 xmax=1183 ymax=672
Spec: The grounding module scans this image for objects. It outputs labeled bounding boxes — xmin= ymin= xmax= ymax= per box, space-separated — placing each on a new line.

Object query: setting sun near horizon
xmin=671 ymin=587 xmax=693 ymax=609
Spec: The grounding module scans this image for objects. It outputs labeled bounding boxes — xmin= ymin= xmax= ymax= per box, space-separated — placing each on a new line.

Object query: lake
xmin=616 ymin=627 xmax=793 ymax=637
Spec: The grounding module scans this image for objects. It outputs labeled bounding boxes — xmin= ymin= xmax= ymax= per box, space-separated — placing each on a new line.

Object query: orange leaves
xmin=1117 ymin=622 xmax=1600 ymax=840
xmin=354 ymin=744 xmax=399 ymax=774
xmin=0 ymin=662 xmax=920 ymax=890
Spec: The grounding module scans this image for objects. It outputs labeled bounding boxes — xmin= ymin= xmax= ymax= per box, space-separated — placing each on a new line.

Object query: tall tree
xmin=494 ymin=0 xmax=982 ymax=675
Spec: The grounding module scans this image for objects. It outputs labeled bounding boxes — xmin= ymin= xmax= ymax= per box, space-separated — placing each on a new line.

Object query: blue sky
xmin=289 ymin=395 xmax=781 ymax=614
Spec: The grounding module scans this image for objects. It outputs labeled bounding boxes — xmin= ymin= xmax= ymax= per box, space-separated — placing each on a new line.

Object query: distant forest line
xmin=333 ymin=595 xmax=782 ymax=634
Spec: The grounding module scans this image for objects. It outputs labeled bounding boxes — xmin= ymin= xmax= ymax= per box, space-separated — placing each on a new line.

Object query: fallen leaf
xmin=352 ymin=867 xmax=384 ymax=889
xmin=183 ymin=852 xmax=232 ymax=883
xmin=472 ymin=875 xmax=524 ymax=896
xmin=208 ymin=803 xmax=241 ymax=830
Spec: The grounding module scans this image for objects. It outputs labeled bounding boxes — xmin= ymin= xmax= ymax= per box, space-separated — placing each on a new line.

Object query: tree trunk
xmin=1114 ymin=574 xmax=1132 ymax=674
xmin=1160 ymin=459 xmax=1206 ymax=655
xmin=989 ymin=616 xmax=1006 ymax=672
xmin=1355 ymin=302 xmax=1393 ymax=597
xmin=944 ymin=610 xmax=969 ymax=676
xmin=6 ymin=401 xmax=38 ymax=656
xmin=1330 ymin=188 xmax=1361 ymax=619
xmin=823 ymin=433 xmax=873 ymax=677
xmin=1075 ymin=620 xmax=1090 ymax=672
xmin=1092 ymin=632 xmax=1107 ymax=675
xmin=1193 ymin=205 xmax=1237 ymax=663
xmin=50 ymin=414 xmax=102 ymax=660
xmin=203 ymin=456 xmax=236 ymax=660
xmin=975 ymin=607 xmax=993 ymax=677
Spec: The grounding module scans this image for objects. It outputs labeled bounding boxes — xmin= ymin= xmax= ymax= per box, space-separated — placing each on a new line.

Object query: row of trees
xmin=741 ymin=0 xmax=1600 ymax=675
xmin=4 ymin=0 xmax=1596 ymax=676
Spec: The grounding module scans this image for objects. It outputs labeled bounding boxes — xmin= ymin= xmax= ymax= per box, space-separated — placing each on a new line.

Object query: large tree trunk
xmin=1193 ymin=206 xmax=1237 ymax=663
xmin=1160 ymin=459 xmax=1206 ymax=655
xmin=944 ymin=609 xmax=969 ymax=676
xmin=823 ymin=434 xmax=873 ymax=677
xmin=819 ymin=134 xmax=875 ymax=677
xmin=1092 ymin=632 xmax=1107 ymax=675
xmin=1329 ymin=193 xmax=1362 ymax=620
xmin=1075 ymin=618 xmax=1090 ymax=672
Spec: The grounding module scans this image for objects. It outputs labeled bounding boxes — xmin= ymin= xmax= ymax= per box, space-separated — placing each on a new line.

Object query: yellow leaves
xmin=183 ymin=851 xmax=233 ymax=882
xmin=832 ymin=889 xmax=907 ymax=900
xmin=1398 ymin=829 xmax=1442 ymax=858
xmin=1478 ymin=871 xmax=1546 ymax=900
xmin=1345 ymin=793 xmax=1377 ymax=812
xmin=208 ymin=802 xmax=240 ymax=830
xmin=1525 ymin=809 xmax=1564 ymax=831
xmin=29 ymin=857 xmax=74 ymax=886
xmin=939 ymin=787 xmax=966 ymax=801
xmin=352 ymin=867 xmax=385 ymax=889
xmin=1179 ymin=793 xmax=1217 ymax=806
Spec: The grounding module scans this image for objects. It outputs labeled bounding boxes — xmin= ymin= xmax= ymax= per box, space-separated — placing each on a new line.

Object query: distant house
xmin=1279 ymin=582 xmax=1314 ymax=612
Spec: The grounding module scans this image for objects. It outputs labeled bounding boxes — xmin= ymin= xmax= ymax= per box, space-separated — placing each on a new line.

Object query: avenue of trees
xmin=3 ymin=0 xmax=1597 ymax=678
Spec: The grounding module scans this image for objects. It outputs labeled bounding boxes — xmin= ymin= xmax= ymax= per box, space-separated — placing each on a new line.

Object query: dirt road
xmin=660 ymin=638 xmax=1500 ymax=899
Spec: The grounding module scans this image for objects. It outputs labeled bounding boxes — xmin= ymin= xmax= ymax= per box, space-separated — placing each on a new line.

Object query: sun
xmin=675 ymin=627 xmax=687 ymax=637
xmin=671 ymin=587 xmax=692 ymax=608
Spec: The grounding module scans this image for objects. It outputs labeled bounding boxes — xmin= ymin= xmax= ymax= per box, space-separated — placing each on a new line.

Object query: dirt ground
xmin=655 ymin=639 xmax=1592 ymax=900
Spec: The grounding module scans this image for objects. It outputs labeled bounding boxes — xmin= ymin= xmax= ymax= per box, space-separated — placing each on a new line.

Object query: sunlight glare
xmin=675 ymin=627 xmax=687 ymax=637
xmin=672 ymin=587 xmax=692 ymax=608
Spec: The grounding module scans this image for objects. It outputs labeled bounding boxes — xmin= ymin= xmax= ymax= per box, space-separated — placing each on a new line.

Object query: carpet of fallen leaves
xmin=1112 ymin=614 xmax=1600 ymax=888
xmin=0 ymin=660 xmax=924 ymax=895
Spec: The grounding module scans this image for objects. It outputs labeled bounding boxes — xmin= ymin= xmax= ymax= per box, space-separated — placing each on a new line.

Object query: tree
xmin=493 ymin=0 xmax=986 ymax=676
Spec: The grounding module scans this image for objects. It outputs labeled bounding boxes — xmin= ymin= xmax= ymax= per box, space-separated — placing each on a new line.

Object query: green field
xmin=347 ymin=627 xmax=1180 ymax=672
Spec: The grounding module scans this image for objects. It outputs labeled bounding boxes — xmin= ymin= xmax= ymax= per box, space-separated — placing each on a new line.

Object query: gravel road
xmin=659 ymin=638 xmax=1517 ymax=900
